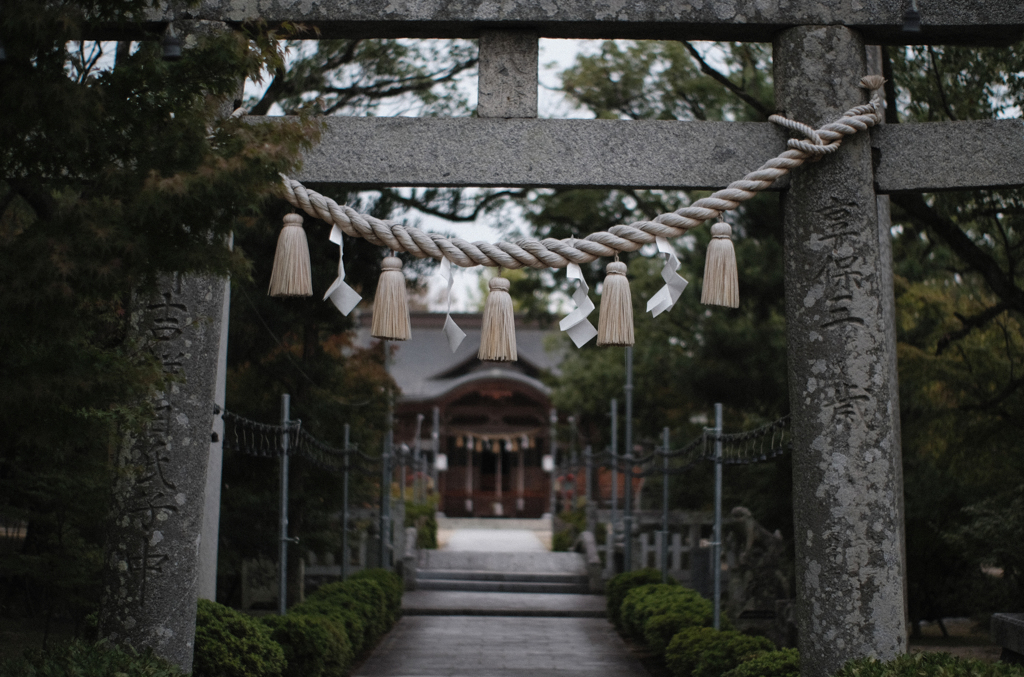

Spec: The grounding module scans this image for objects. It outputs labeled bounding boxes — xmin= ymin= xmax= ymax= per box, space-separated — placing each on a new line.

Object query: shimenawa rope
xmin=279 ymin=76 xmax=885 ymax=271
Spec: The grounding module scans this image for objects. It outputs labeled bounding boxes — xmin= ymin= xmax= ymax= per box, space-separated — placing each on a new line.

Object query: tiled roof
xmin=353 ymin=311 xmax=565 ymax=402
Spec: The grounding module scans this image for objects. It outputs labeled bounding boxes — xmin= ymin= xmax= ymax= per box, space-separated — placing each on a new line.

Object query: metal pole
xmin=414 ymin=413 xmax=424 ymax=504
xmin=278 ymin=394 xmax=290 ymax=615
xmin=548 ymin=408 xmax=558 ymax=515
xmin=399 ymin=444 xmax=406 ymax=502
xmin=661 ymin=426 xmax=670 ymax=584
xmin=713 ymin=402 xmax=723 ymax=630
xmin=431 ymin=406 xmax=440 ymax=497
xmin=585 ymin=445 xmax=595 ymax=533
xmin=381 ymin=339 xmax=393 ymax=569
xmin=342 ymin=423 xmax=350 ymax=581
xmin=623 ymin=346 xmax=634 ymax=572
xmin=611 ymin=398 xmax=618 ymax=529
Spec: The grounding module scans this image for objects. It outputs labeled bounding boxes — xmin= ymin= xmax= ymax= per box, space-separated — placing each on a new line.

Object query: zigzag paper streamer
xmin=559 ymin=262 xmax=599 ymax=348
xmin=437 ymin=257 xmax=466 ymax=352
xmin=324 ymin=225 xmax=362 ymax=315
xmin=646 ymin=236 xmax=688 ymax=318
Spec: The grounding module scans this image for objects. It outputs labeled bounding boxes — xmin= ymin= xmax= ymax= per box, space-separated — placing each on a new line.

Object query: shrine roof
xmin=353 ymin=310 xmax=564 ymax=403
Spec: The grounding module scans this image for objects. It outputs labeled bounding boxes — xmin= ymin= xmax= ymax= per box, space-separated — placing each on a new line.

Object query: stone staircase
xmin=414 ymin=550 xmax=591 ymax=594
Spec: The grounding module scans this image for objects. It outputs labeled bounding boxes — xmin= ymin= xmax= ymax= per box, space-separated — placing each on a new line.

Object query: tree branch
xmin=927 ymin=46 xmax=958 ymax=121
xmin=936 ymin=303 xmax=1008 ymax=355
xmin=380 ymin=188 xmax=526 ymax=222
xmin=680 ymin=41 xmax=771 ymax=120
xmin=892 ymin=193 xmax=1024 ymax=314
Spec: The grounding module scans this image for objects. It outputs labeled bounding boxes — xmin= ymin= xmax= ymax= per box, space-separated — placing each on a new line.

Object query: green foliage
xmin=193 ymin=600 xmax=286 ymax=677
xmin=0 ymin=639 xmax=184 ymax=677
xmin=722 ymin=649 xmax=799 ymax=677
xmin=833 ymin=652 xmax=1024 ymax=677
xmin=620 ymin=583 xmax=722 ymax=654
xmin=552 ymin=506 xmax=587 ymax=552
xmin=405 ymin=502 xmax=438 ymax=550
xmin=262 ymin=614 xmax=352 ymax=677
xmin=349 ymin=569 xmax=404 ymax=623
xmin=0 ymin=0 xmax=315 ymax=623
xmin=605 ymin=569 xmax=667 ymax=630
xmin=292 ymin=576 xmax=394 ymax=654
xmin=289 ymin=599 xmax=367 ymax=656
xmin=665 ymin=627 xmax=774 ymax=677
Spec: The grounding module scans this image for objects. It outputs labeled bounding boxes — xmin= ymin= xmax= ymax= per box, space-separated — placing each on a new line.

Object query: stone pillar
xmin=477 ymin=30 xmax=538 ymax=118
xmin=198 ymin=275 xmax=230 ymax=601
xmin=98 ymin=273 xmax=227 ymax=671
xmin=774 ymin=26 xmax=907 ymax=677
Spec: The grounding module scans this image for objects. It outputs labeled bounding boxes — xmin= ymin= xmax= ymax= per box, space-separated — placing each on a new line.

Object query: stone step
xmin=414 ymin=578 xmax=591 ymax=594
xmin=417 ymin=569 xmax=589 ymax=585
xmin=401 ymin=590 xmax=607 ymax=618
xmin=417 ymin=550 xmax=587 ymax=575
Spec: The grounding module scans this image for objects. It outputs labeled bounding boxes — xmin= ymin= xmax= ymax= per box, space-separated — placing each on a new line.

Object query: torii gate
xmin=90 ymin=3 xmax=1024 ymax=676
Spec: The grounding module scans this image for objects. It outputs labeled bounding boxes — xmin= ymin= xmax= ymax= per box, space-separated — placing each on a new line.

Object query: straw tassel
xmin=478 ymin=276 xmax=517 ymax=362
xmin=700 ymin=222 xmax=739 ymax=308
xmin=268 ymin=214 xmax=312 ymax=297
xmin=371 ymin=256 xmax=411 ymax=340
xmin=597 ymin=261 xmax=635 ymax=346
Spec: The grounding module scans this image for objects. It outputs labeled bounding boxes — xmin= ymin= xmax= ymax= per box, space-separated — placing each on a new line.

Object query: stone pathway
xmin=354 ymin=521 xmax=650 ymax=677
xmin=353 ymin=616 xmax=648 ymax=677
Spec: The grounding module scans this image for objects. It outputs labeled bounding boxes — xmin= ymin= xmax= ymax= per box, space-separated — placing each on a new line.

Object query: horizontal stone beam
xmin=277 ymin=117 xmax=1024 ymax=193
xmin=289 ymin=117 xmax=786 ymax=191
xmin=872 ymin=120 xmax=1024 ymax=192
xmin=110 ymin=0 xmax=1024 ymax=45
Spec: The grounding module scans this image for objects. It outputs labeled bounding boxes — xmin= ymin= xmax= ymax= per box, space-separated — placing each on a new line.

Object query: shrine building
xmin=356 ymin=311 xmax=563 ymax=518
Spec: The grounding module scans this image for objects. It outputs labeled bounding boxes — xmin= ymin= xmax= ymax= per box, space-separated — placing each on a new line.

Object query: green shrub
xmin=723 ymin=649 xmax=799 ymax=677
xmin=606 ymin=569 xmax=667 ymax=629
xmin=621 ymin=584 xmax=678 ymax=637
xmin=0 ymin=639 xmax=184 ymax=677
xmin=665 ymin=626 xmax=774 ymax=677
xmin=621 ymin=583 xmax=720 ymax=647
xmin=295 ymin=577 xmax=393 ymax=653
xmin=262 ymin=614 xmax=353 ymax=677
xmin=290 ymin=598 xmax=368 ymax=655
xmin=193 ymin=599 xmax=286 ymax=677
xmin=833 ymin=652 xmax=1024 ymax=677
xmin=349 ymin=568 xmax=404 ymax=621
xmin=405 ymin=502 xmax=438 ymax=549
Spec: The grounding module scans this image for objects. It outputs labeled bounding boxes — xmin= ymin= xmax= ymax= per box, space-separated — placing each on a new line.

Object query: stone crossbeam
xmin=103 ymin=0 xmax=1024 ymax=45
xmin=279 ymin=116 xmax=1024 ymax=192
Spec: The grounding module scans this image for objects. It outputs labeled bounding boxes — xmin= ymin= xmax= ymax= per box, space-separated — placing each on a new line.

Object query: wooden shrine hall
xmin=356 ymin=311 xmax=563 ymax=518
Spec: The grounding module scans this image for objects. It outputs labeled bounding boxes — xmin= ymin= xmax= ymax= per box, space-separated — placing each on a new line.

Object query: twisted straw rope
xmin=281 ymin=76 xmax=885 ymax=270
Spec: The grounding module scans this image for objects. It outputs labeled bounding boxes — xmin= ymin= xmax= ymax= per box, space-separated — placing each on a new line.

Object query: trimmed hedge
xmin=833 ymin=652 xmax=1024 ymax=677
xmin=722 ymin=649 xmax=799 ymax=677
xmin=606 ymin=569 xmax=668 ymax=630
xmin=262 ymin=613 xmax=352 ymax=677
xmin=193 ymin=599 xmax=286 ymax=677
xmin=296 ymin=579 xmax=388 ymax=651
xmin=0 ymin=639 xmax=184 ymax=677
xmin=349 ymin=568 xmax=404 ymax=623
xmin=665 ymin=626 xmax=774 ymax=677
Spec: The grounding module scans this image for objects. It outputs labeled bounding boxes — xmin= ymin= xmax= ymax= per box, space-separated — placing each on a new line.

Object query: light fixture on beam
xmin=161 ymin=23 xmax=182 ymax=61
xmin=903 ymin=0 xmax=921 ymax=32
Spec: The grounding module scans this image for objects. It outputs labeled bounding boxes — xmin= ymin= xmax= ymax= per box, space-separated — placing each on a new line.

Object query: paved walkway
xmin=354 ymin=523 xmax=649 ymax=677
xmin=353 ymin=616 xmax=648 ymax=677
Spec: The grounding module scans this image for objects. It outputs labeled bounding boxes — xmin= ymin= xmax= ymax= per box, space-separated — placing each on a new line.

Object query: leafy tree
xmin=0 ymin=0 xmax=315 ymax=633
xmin=214 ymin=37 xmax=480 ymax=603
